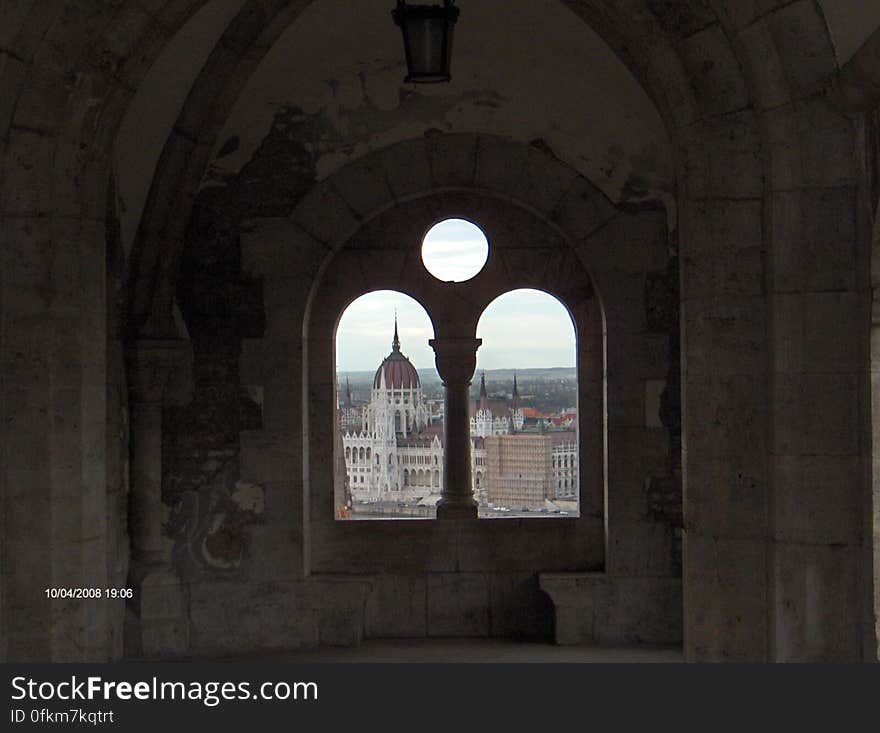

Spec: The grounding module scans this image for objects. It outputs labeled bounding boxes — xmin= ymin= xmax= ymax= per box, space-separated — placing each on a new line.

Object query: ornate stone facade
xmin=340 ymin=326 xmax=577 ymax=511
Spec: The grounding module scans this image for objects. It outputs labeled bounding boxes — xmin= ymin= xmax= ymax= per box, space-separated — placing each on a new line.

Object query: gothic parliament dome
xmin=373 ymin=321 xmax=421 ymax=390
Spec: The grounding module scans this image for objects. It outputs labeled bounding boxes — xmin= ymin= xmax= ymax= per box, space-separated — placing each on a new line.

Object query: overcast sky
xmin=336 ymin=220 xmax=576 ymax=373
xmin=335 ymin=288 xmax=576 ymax=373
xmin=421 ymin=218 xmax=489 ymax=282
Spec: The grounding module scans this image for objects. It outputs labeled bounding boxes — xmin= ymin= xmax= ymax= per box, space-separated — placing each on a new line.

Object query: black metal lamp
xmin=392 ymin=1 xmax=460 ymax=83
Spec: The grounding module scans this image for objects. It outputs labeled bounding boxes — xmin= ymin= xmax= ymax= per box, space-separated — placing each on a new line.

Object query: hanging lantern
xmin=392 ymin=1 xmax=460 ymax=83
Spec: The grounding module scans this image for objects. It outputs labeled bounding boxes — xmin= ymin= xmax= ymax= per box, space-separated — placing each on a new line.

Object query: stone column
xmin=125 ymin=339 xmax=190 ymax=656
xmin=429 ymin=337 xmax=481 ymax=519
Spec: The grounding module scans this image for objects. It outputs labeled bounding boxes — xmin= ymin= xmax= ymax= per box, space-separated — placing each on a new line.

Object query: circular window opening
xmin=421 ymin=218 xmax=489 ymax=282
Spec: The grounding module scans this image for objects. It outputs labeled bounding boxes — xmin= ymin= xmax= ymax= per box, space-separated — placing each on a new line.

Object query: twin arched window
xmin=335 ymin=219 xmax=580 ymax=520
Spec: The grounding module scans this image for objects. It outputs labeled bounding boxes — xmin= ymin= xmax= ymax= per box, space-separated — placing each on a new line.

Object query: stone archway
xmin=0 ymin=0 xmax=870 ymax=661
xmin=228 ymin=133 xmax=681 ymax=643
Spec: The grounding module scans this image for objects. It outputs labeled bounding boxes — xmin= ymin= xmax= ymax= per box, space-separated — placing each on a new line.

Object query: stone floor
xmin=196 ymin=639 xmax=684 ymax=663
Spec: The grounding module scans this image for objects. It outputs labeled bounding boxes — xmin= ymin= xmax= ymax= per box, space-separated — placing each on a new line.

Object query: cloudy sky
xmin=421 ymin=218 xmax=489 ymax=283
xmin=335 ymin=220 xmax=576 ymax=373
xmin=335 ymin=288 xmax=576 ymax=373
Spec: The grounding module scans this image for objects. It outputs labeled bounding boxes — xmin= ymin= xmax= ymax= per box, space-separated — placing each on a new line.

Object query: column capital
xmin=126 ymin=338 xmax=189 ymax=404
xmin=429 ymin=337 xmax=481 ymax=385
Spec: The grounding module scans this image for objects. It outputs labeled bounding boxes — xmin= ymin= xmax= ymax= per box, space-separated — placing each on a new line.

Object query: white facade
xmin=552 ymin=441 xmax=578 ymax=499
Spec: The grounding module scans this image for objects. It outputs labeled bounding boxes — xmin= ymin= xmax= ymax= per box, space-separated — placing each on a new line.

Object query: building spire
xmin=512 ymin=373 xmax=519 ymax=410
xmin=479 ymin=372 xmax=490 ymax=412
xmin=392 ymin=312 xmax=400 ymax=353
xmin=345 ymin=377 xmax=353 ymax=408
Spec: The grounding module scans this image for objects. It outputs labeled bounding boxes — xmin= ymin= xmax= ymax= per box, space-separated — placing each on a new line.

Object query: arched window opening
xmin=474 ymin=289 xmax=579 ymax=518
xmin=335 ymin=290 xmax=440 ymax=520
xmin=421 ymin=218 xmax=489 ymax=282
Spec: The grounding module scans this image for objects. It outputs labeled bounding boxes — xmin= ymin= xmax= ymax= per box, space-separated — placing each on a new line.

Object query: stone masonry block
xmin=380 ymin=137 xmax=431 ymax=200
xmin=427 ymin=573 xmax=489 ymax=637
xmin=682 ymin=294 xmax=767 ymax=377
xmin=678 ymin=24 xmax=749 ymax=117
xmin=8 ymin=61 xmax=67 ymax=135
xmin=290 ymin=178 xmax=361 ymax=247
xmin=474 ymin=134 xmax=529 ymax=195
xmin=772 ymin=372 xmax=859 ymax=456
xmin=773 ymin=454 xmax=859 ymax=545
xmin=577 ymin=208 xmax=668 ymax=275
xmin=801 ymin=291 xmax=861 ymax=373
xmin=647 ymin=0 xmax=716 ymax=39
xmin=511 ymin=145 xmax=577 ymax=216
xmin=596 ymin=577 xmax=683 ymax=645
xmin=331 ymin=155 xmax=394 ymax=218
xmin=681 ymin=197 xmax=762 ymax=262
xmin=426 ymin=132 xmax=478 ymax=188
xmin=683 ymin=532 xmax=768 ymax=661
xmin=487 ymin=573 xmax=553 ymax=639
xmin=365 ymin=574 xmax=427 ymax=639
xmin=735 ymin=17 xmax=790 ymax=109
xmin=239 ymin=430 xmax=299 ymax=484
xmin=772 ymin=543 xmax=860 ymax=662
xmin=607 ymin=521 xmax=677 ymax=577
xmin=715 ymin=0 xmax=789 ymax=30
xmin=766 ymin=0 xmax=836 ymax=99
xmin=551 ymin=175 xmax=617 ymax=241
xmin=1 ymin=128 xmax=54 ymax=215
xmin=765 ymin=98 xmax=855 ymax=190
xmin=188 ymin=581 xmax=320 ymax=655
xmin=539 ymin=572 xmax=607 ymax=645
xmin=771 ymin=187 xmax=857 ymax=293
xmin=681 ymin=109 xmax=762 ymax=198
xmin=0 ymin=51 xmax=26 ymax=138
xmin=241 ymin=218 xmax=329 ymax=277
xmin=685 ymin=373 xmax=766 ymax=459
xmin=684 ymin=456 xmax=767 ymax=536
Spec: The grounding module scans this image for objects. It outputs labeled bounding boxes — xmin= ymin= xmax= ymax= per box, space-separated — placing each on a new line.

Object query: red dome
xmin=373 ymin=320 xmax=421 ymax=390
xmin=374 ymin=351 xmax=420 ymax=389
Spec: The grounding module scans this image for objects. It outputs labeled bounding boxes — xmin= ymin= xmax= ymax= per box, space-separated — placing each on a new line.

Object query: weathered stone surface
xmin=683 ymin=533 xmax=768 ymax=662
xmin=0 ymin=0 xmax=872 ymax=665
xmin=773 ymin=187 xmax=858 ymax=293
xmin=290 ymin=179 xmax=361 ymax=247
xmin=331 ymin=156 xmax=394 ymax=219
xmin=379 ymin=137 xmax=431 ymax=200
xmin=188 ymin=581 xmax=320 ymax=656
xmin=772 ymin=543 xmax=861 ymax=662
xmin=540 ymin=573 xmax=681 ymax=645
xmin=426 ymin=132 xmax=478 ymax=188
xmin=365 ymin=574 xmax=427 ymax=639
xmin=474 ymin=134 xmax=529 ymax=195
xmin=487 ymin=573 xmax=554 ymax=639
xmin=765 ymin=98 xmax=856 ymax=190
xmin=511 ymin=146 xmax=578 ymax=216
xmin=678 ymin=23 xmax=749 ymax=117
xmin=427 ymin=573 xmax=489 ymax=637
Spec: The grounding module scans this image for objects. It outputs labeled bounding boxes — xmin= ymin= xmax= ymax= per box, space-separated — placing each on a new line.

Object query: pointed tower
xmin=470 ymin=371 xmax=494 ymax=437
xmin=479 ymin=372 xmax=490 ymax=412
xmin=344 ymin=377 xmax=353 ymax=408
xmin=511 ymin=372 xmax=524 ymax=432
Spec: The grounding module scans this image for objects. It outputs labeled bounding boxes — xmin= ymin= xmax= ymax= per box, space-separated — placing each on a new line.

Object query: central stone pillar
xmin=125 ymin=339 xmax=190 ymax=656
xmin=429 ymin=337 xmax=481 ymax=520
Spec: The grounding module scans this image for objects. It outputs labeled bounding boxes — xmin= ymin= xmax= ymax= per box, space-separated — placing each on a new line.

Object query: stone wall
xmin=246 ymin=135 xmax=680 ymax=648
xmin=0 ymin=0 xmax=874 ymax=662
